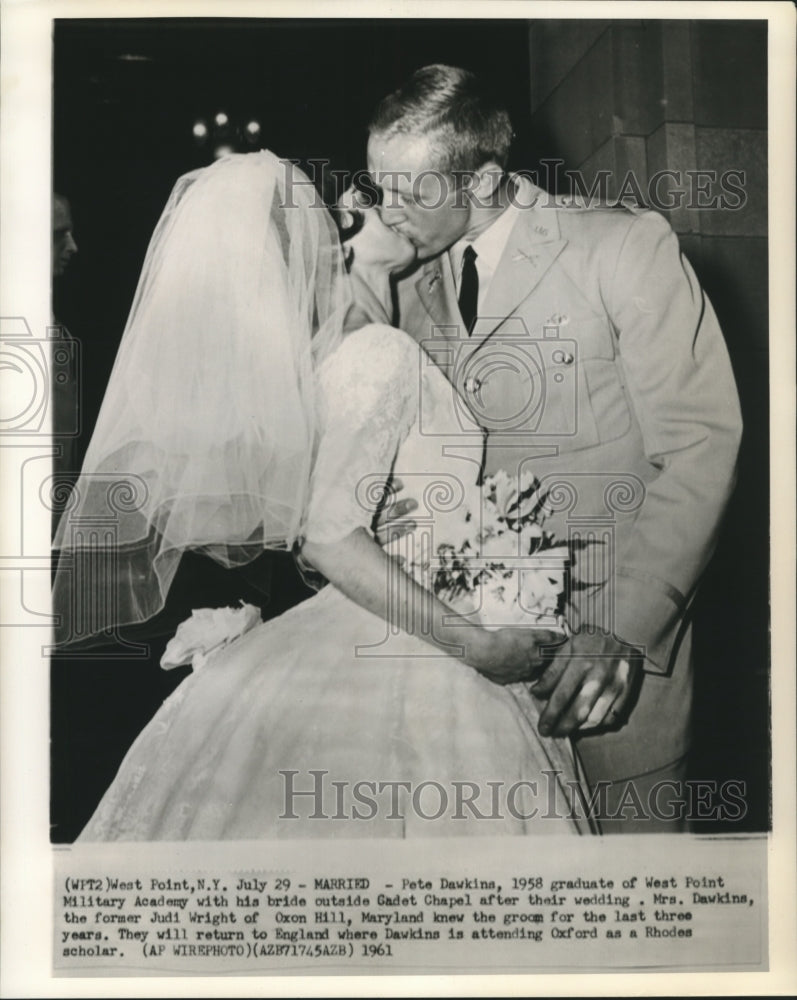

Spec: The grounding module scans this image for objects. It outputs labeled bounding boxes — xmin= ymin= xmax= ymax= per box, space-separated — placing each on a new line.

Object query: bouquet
xmin=407 ymin=470 xmax=568 ymax=630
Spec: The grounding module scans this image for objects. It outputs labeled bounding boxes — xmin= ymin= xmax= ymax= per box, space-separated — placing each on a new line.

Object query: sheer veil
xmin=52 ymin=151 xmax=350 ymax=646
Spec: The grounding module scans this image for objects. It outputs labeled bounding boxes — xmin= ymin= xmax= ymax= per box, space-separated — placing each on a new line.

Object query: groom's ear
xmin=471 ymin=161 xmax=505 ymax=200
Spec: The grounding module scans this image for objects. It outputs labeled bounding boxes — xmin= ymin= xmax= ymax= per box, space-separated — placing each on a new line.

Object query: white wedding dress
xmin=78 ymin=326 xmax=586 ymax=840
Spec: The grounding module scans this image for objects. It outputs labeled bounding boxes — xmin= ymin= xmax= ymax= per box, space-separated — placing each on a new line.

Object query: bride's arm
xmin=301 ymin=528 xmax=561 ymax=684
xmin=305 ymin=312 xmax=561 ymax=684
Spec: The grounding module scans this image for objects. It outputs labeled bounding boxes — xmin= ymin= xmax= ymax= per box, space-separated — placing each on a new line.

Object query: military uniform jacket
xmin=387 ymin=177 xmax=743 ymax=681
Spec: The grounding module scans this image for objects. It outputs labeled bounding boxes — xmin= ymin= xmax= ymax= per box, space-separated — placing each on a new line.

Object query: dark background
xmin=50 ymin=18 xmax=769 ymax=841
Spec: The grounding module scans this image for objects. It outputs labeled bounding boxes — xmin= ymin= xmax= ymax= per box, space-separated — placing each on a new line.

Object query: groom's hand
xmin=533 ymin=632 xmax=643 ymax=737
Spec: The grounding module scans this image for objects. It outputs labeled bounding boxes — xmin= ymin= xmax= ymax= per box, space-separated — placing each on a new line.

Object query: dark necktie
xmin=458 ymin=244 xmax=478 ymax=335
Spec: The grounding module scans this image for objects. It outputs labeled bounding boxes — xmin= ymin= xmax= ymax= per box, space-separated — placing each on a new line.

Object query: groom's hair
xmin=368 ymin=64 xmax=513 ymax=175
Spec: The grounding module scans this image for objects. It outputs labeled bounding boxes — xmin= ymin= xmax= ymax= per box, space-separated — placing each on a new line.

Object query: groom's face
xmin=367 ymin=132 xmax=471 ymax=260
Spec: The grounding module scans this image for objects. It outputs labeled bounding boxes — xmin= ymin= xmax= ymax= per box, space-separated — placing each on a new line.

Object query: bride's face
xmin=338 ymin=193 xmax=416 ymax=274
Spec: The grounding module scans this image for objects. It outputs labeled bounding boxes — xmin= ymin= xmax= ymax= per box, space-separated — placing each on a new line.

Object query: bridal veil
xmin=52 ymin=151 xmax=350 ymax=645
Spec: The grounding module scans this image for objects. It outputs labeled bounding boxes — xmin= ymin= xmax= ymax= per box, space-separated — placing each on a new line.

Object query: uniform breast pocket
xmin=456 ymin=323 xmax=629 ymax=452
xmin=575 ymin=318 xmax=632 ymax=449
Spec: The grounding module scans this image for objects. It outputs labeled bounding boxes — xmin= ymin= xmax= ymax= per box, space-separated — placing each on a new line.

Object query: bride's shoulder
xmin=320 ymin=324 xmax=420 ymax=389
xmin=317 ymin=324 xmax=421 ymax=421
xmin=331 ymin=323 xmax=419 ymax=365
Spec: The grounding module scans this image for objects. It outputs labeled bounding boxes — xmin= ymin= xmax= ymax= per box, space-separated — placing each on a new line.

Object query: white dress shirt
xmin=449 ymin=201 xmax=520 ymax=311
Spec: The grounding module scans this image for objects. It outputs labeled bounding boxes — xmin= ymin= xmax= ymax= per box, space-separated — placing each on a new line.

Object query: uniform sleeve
xmin=302 ymin=324 xmax=420 ymax=545
xmin=605 ymin=210 xmax=743 ymax=672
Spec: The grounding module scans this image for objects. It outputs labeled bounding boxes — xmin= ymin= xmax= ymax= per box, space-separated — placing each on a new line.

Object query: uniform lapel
xmin=413 ymin=253 xmax=460 ymax=331
xmin=475 ymin=185 xmax=568 ymax=343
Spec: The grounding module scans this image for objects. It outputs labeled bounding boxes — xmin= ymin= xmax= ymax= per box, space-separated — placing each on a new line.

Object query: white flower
xmin=474 ymin=502 xmax=503 ymax=540
xmin=160 ymin=602 xmax=261 ymax=671
xmin=480 ymin=531 xmax=523 ymax=560
xmin=518 ymin=469 xmax=539 ymax=495
xmin=422 ymin=469 xmax=569 ymax=621
xmin=477 ymin=576 xmax=516 ymax=629
xmin=485 ymin=469 xmax=517 ymax=520
xmin=519 ymin=567 xmax=564 ymax=616
xmin=515 ymin=489 xmax=545 ymax=523
xmin=432 ymin=505 xmax=473 ymax=551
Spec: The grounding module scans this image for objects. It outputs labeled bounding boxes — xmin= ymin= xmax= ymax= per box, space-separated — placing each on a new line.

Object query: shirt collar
xmin=450 ymin=200 xmax=520 ymax=277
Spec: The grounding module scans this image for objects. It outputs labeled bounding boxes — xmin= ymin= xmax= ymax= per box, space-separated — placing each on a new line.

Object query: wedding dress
xmin=77 ymin=324 xmax=587 ymax=840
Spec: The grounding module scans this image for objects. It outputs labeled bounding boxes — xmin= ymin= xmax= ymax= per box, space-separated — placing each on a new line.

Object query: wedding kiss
xmin=53 ymin=65 xmax=741 ymax=839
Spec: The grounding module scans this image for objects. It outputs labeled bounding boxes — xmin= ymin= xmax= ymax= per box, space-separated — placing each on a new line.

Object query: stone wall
xmin=527 ymin=19 xmax=770 ymax=830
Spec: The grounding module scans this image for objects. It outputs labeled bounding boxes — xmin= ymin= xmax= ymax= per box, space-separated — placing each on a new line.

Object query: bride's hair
xmin=52 ymin=151 xmax=350 ymax=647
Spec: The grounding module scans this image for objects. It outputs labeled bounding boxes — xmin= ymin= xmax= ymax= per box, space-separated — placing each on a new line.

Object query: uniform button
xmin=552 ymin=349 xmax=575 ymax=365
xmin=463 ymin=376 xmax=483 ymax=394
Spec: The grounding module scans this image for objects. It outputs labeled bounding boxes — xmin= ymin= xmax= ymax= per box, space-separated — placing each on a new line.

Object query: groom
xmin=351 ymin=65 xmax=742 ymax=831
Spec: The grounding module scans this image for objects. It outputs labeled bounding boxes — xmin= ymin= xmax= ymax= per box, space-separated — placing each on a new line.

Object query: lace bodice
xmin=303 ymin=323 xmax=484 ymax=545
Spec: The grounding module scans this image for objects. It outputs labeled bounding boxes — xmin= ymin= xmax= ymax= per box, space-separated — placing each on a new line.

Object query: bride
xmin=53 ymin=150 xmax=589 ymax=839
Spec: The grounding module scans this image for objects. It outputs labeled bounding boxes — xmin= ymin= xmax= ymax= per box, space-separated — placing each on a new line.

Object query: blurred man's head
xmin=367 ymin=65 xmax=513 ymax=259
xmin=53 ymin=194 xmax=78 ymax=276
